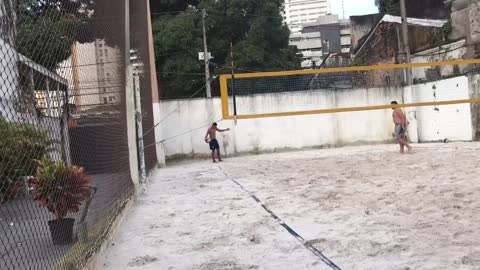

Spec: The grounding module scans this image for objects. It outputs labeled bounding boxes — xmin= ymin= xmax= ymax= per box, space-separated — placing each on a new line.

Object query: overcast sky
xmin=331 ymin=0 xmax=379 ymax=18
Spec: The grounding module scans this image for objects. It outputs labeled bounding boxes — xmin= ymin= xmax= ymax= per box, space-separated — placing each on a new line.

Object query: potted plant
xmin=30 ymin=158 xmax=92 ymax=245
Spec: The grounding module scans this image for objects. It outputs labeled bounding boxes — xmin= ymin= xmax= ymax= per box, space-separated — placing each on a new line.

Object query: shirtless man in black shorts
xmin=205 ymin=123 xmax=230 ymax=163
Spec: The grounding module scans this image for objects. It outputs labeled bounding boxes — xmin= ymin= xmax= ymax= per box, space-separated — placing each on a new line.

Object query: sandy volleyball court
xmin=98 ymin=143 xmax=480 ymax=270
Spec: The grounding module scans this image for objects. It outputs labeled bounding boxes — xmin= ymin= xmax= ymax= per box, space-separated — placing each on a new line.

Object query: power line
xmin=150 ymin=10 xmax=192 ymax=16
xmin=207 ymin=9 xmax=283 ymax=19
xmin=58 ymin=60 xmax=123 ymax=69
xmin=156 ymin=71 xmax=206 ymax=76
xmin=142 ymin=76 xmax=219 ymax=139
xmin=143 ymin=118 xmax=224 ymax=149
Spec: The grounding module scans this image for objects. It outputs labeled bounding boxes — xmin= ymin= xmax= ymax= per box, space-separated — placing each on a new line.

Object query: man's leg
xmin=212 ymin=150 xmax=217 ymax=163
xmin=399 ymin=138 xmax=412 ymax=152
xmin=402 ymin=139 xmax=412 ymax=151
xmin=399 ymin=140 xmax=405 ymax=153
xmin=217 ymin=148 xmax=223 ymax=162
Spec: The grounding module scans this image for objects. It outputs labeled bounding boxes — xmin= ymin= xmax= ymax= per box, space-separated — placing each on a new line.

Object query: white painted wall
xmin=0 ymin=37 xmax=19 ymax=121
xmin=157 ymin=75 xmax=478 ymax=159
xmin=412 ymin=40 xmax=469 ymax=82
xmin=158 ymin=87 xmax=403 ymax=159
xmin=414 ymin=76 xmax=473 ymax=141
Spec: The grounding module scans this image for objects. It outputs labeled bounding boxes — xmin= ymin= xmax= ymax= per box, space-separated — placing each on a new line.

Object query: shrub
xmin=0 ymin=119 xmax=54 ymax=199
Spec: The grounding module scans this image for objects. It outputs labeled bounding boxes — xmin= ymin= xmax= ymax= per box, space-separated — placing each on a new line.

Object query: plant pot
xmin=48 ymin=218 xmax=75 ymax=245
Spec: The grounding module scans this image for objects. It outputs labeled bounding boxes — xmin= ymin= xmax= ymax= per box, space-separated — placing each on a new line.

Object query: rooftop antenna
xmin=342 ymin=0 xmax=345 ymax=19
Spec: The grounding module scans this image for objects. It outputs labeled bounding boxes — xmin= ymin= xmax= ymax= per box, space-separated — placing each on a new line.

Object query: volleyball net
xmin=220 ymin=59 xmax=480 ymax=120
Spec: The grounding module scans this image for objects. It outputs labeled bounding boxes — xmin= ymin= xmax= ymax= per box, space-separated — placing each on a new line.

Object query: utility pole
xmin=223 ymin=0 xmax=237 ymax=124
xmin=201 ymin=9 xmax=212 ymax=98
xmin=230 ymin=37 xmax=237 ymax=124
xmin=399 ymin=0 xmax=411 ymax=85
xmin=399 ymin=0 xmax=419 ymax=143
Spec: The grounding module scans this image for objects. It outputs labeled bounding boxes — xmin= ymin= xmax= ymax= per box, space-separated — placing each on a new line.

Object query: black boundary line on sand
xmin=219 ymin=167 xmax=342 ymax=270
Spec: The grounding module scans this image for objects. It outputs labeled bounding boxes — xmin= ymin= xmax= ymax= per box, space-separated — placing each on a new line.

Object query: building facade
xmin=289 ymin=14 xmax=351 ymax=68
xmin=283 ymin=0 xmax=331 ymax=33
xmin=57 ymin=40 xmax=122 ymax=113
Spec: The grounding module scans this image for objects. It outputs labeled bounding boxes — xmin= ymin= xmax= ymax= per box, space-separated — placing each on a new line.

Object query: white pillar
xmin=403 ymin=85 xmax=419 ymax=143
xmin=125 ymin=0 xmax=140 ymax=185
xmin=145 ymin=0 xmax=166 ymax=167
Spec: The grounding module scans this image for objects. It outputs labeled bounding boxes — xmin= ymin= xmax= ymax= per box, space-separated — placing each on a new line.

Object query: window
xmin=99 ymin=50 xmax=103 ymax=57
xmin=104 ymin=49 xmax=108 ymax=57
xmin=109 ymin=96 xmax=115 ymax=103
xmin=103 ymin=97 xmax=108 ymax=104
xmin=103 ymin=87 xmax=107 ymax=93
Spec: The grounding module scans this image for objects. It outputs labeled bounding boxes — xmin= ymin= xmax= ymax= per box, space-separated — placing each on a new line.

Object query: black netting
xmin=0 ymin=0 xmax=156 ymax=269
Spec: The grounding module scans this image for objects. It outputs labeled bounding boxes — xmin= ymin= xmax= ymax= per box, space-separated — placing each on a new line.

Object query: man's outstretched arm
xmin=216 ymin=127 xmax=230 ymax=132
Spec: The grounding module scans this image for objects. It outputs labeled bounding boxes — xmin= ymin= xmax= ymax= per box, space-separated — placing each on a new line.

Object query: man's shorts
xmin=209 ymin=139 xmax=220 ymax=150
xmin=395 ymin=124 xmax=405 ymax=139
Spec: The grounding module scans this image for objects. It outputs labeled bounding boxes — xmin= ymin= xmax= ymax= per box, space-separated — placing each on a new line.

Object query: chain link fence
xmin=0 ymin=0 xmax=156 ymax=269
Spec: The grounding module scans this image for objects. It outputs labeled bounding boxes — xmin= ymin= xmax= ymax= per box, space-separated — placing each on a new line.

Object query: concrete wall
xmin=450 ymin=0 xmax=480 ymax=57
xmin=468 ymin=73 xmax=480 ymax=140
xmin=414 ymin=76 xmax=473 ymax=141
xmin=156 ymin=75 xmax=478 ymax=160
xmin=412 ymin=40 xmax=469 ymax=82
xmin=158 ymin=87 xmax=403 ymax=159
xmin=350 ymin=14 xmax=383 ymax=53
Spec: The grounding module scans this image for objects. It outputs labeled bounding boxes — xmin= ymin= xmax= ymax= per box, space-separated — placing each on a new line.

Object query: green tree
xmin=150 ymin=0 xmax=200 ymax=13
xmin=0 ymin=119 xmax=54 ymax=200
xmin=153 ymin=9 xmax=204 ymax=98
xmin=15 ymin=0 xmax=124 ymax=70
xmin=375 ymin=0 xmax=399 ymax=15
xmin=375 ymin=0 xmax=450 ymax=18
xmin=152 ymin=0 xmax=302 ymax=98
xmin=14 ymin=0 xmax=96 ymax=70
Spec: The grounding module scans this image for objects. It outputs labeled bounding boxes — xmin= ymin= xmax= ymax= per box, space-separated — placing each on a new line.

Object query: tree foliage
xmin=152 ymin=0 xmax=302 ymax=98
xmin=15 ymin=0 xmax=123 ymax=70
xmin=375 ymin=0 xmax=399 ymax=15
xmin=375 ymin=0 xmax=450 ymax=19
xmin=150 ymin=0 xmax=200 ymax=13
xmin=14 ymin=0 xmax=93 ymax=70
